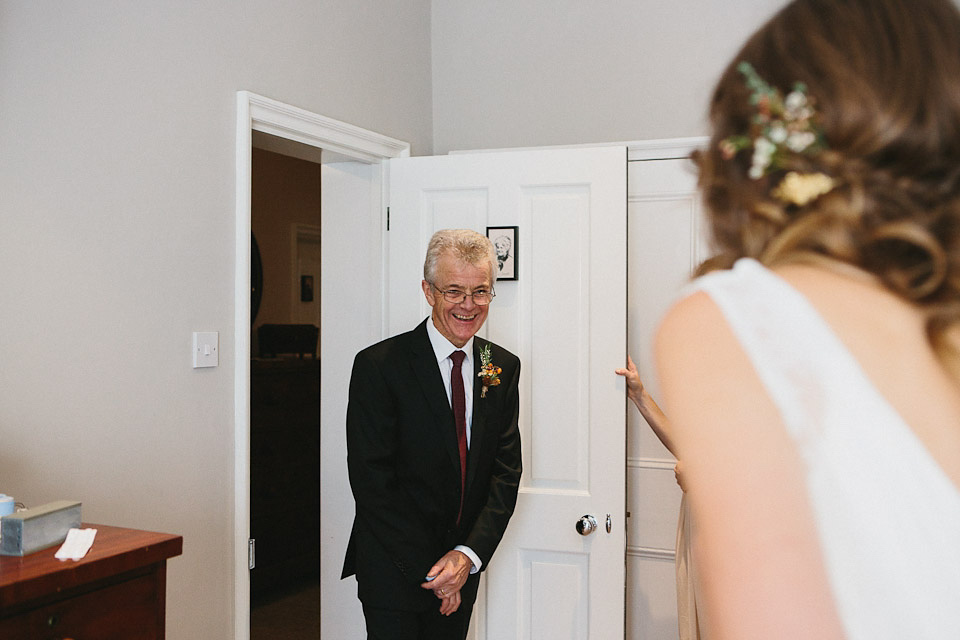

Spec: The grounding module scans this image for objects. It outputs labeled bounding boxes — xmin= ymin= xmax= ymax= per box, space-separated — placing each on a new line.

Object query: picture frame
xmin=300 ymin=275 xmax=314 ymax=302
xmin=486 ymin=226 xmax=518 ymax=281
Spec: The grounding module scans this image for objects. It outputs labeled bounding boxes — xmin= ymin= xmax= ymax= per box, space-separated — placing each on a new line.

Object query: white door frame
xmin=234 ymin=91 xmax=409 ymax=640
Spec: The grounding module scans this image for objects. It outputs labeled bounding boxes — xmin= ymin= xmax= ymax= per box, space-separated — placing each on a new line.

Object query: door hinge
xmin=387 ymin=206 xmax=390 ymax=231
xmin=248 ymin=538 xmax=256 ymax=570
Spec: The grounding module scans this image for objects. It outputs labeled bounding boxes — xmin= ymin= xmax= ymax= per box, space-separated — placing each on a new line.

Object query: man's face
xmin=422 ymin=252 xmax=492 ymax=348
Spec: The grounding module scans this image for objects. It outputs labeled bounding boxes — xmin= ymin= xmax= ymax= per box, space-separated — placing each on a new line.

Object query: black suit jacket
xmin=341 ymin=319 xmax=522 ymax=611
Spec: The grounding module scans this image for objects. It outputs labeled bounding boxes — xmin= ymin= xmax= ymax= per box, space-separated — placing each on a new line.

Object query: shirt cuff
xmin=454 ymin=545 xmax=482 ymax=573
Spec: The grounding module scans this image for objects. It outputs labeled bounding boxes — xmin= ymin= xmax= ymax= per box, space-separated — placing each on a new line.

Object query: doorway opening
xmin=234 ymin=91 xmax=410 ymax=640
xmin=249 ymin=136 xmax=322 ymax=639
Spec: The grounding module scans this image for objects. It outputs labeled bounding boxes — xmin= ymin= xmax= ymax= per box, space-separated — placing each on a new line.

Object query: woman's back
xmin=657 ymin=258 xmax=960 ymax=639
xmin=776 ymin=262 xmax=960 ymax=493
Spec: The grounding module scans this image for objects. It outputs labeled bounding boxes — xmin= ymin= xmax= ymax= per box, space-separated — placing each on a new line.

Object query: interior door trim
xmin=234 ymin=91 xmax=408 ymax=640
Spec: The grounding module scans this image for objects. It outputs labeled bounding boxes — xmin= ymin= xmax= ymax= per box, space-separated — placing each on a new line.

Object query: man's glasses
xmin=430 ymin=283 xmax=496 ymax=305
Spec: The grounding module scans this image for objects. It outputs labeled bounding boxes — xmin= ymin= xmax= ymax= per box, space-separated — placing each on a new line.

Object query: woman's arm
xmin=616 ymin=355 xmax=677 ymax=455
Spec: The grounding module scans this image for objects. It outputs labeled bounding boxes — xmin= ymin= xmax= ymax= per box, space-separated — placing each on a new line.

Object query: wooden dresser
xmin=0 ymin=523 xmax=182 ymax=639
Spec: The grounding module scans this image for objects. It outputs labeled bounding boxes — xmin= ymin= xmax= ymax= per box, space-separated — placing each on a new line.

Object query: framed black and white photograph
xmin=487 ymin=226 xmax=518 ymax=281
xmin=300 ymin=275 xmax=314 ymax=302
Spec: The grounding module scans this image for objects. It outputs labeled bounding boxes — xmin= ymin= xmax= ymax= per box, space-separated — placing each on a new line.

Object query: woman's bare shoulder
xmin=655 ymin=289 xmax=727 ymax=355
xmin=654 ymin=288 xmax=772 ymax=452
xmin=655 ymin=288 xmax=750 ymax=388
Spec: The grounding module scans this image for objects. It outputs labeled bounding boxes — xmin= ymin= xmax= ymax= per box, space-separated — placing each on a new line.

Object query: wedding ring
xmin=440 ymin=588 xmax=445 ymax=595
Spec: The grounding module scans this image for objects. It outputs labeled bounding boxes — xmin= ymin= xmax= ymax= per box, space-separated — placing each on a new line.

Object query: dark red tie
xmin=450 ymin=350 xmax=468 ymax=524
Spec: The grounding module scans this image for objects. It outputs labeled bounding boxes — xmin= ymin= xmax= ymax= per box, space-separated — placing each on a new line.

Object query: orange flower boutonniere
xmin=478 ymin=344 xmax=502 ymax=398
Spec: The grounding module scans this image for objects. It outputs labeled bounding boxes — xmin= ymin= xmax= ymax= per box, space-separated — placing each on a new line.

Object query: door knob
xmin=575 ymin=515 xmax=598 ymax=536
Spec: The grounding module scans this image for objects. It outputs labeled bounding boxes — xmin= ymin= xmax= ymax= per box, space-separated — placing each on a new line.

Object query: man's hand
xmin=420 ymin=550 xmax=474 ymax=615
xmin=437 ymin=589 xmax=461 ymax=616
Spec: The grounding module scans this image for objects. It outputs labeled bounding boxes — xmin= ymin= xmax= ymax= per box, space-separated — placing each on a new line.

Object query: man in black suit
xmin=342 ymin=229 xmax=522 ymax=640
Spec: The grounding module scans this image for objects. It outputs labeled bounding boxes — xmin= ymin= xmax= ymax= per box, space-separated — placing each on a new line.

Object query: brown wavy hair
xmin=694 ymin=0 xmax=960 ymax=359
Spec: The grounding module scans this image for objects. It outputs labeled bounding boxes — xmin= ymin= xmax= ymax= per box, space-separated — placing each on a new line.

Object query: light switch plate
xmin=193 ymin=331 xmax=219 ymax=368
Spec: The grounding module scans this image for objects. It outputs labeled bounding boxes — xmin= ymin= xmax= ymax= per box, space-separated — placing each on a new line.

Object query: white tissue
xmin=55 ymin=527 xmax=97 ymax=561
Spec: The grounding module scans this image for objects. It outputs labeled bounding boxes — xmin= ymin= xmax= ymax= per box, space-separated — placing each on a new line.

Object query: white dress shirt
xmin=425 ymin=318 xmax=482 ymax=573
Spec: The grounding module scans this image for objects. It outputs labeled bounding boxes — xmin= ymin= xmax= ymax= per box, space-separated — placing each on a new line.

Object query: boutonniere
xmin=477 ymin=344 xmax=502 ymax=398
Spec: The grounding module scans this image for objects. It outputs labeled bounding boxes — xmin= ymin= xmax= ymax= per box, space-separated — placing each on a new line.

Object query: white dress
xmin=689 ymin=258 xmax=960 ymax=640
xmin=675 ymin=493 xmax=703 ymax=640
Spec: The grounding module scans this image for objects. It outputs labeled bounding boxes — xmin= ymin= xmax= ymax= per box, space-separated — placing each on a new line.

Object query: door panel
xmin=388 ymin=147 xmax=627 ymax=639
xmin=320 ymin=160 xmax=382 ymax=640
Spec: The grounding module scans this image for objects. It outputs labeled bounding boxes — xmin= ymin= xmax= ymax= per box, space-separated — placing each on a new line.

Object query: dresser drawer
xmin=0 ymin=570 xmax=163 ymax=640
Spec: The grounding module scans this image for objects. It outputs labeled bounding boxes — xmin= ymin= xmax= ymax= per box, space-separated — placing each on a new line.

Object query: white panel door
xmin=388 ymin=147 xmax=627 ymax=640
xmin=625 ymin=157 xmax=707 ymax=639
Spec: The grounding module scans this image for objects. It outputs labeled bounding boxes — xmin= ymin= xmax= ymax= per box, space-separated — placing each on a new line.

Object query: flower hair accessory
xmin=772 ymin=171 xmax=836 ymax=207
xmin=477 ymin=344 xmax=501 ymax=398
xmin=720 ymin=61 xmax=835 ymax=206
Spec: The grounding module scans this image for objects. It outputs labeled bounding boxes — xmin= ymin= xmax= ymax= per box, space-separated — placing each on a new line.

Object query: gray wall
xmin=431 ymin=0 xmax=785 ymax=154
xmin=0 ymin=2 xmax=430 ymax=639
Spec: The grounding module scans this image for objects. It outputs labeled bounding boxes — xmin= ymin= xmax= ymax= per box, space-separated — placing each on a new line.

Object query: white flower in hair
xmin=769 ymin=123 xmax=788 ymax=144
xmin=785 ymin=90 xmax=808 ymax=113
xmin=786 ymin=131 xmax=816 ymax=153
xmin=719 ymin=62 xmax=835 ymax=205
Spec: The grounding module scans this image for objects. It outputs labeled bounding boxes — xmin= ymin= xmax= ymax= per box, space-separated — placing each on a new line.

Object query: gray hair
xmin=423 ymin=229 xmax=498 ymax=284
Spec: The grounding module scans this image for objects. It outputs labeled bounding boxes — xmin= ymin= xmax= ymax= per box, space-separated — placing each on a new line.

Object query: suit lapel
xmin=408 ymin=321 xmax=461 ymax=473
